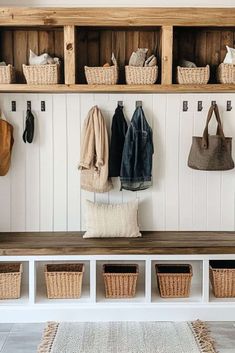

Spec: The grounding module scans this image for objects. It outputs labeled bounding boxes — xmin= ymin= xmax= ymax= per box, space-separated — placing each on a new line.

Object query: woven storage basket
xmin=210 ymin=260 xmax=235 ymax=298
xmin=0 ymin=263 xmax=22 ymax=299
xmin=177 ymin=65 xmax=210 ymax=84
xmin=217 ymin=63 xmax=235 ymax=84
xmin=103 ymin=264 xmax=139 ymax=298
xmin=0 ymin=65 xmax=15 ymax=84
xmin=85 ymin=65 xmax=118 ymax=85
xmin=23 ymin=63 xmax=60 ymax=85
xmin=155 ymin=264 xmax=193 ymax=298
xmin=45 ymin=263 xmax=84 ymax=299
xmin=125 ymin=65 xmax=158 ymax=85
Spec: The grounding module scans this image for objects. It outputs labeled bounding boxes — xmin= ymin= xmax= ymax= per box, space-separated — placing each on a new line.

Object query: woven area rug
xmin=37 ymin=321 xmax=216 ymax=353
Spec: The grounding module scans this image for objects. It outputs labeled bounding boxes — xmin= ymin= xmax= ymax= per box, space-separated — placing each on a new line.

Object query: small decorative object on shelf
xmin=45 ymin=263 xmax=84 ymax=299
xmin=155 ymin=264 xmax=193 ymax=298
xmin=177 ymin=65 xmax=210 ymax=84
xmin=210 ymin=260 xmax=235 ymax=298
xmin=103 ymin=264 xmax=139 ymax=298
xmin=0 ymin=64 xmax=15 ymax=84
xmin=0 ymin=263 xmax=22 ymax=299
xmin=217 ymin=63 xmax=235 ymax=84
xmin=85 ymin=53 xmax=118 ymax=85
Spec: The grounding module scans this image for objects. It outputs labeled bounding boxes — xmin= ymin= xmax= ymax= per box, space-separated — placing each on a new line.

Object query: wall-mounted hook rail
xmin=183 ymin=101 xmax=188 ymax=112
xmin=27 ymin=101 xmax=31 ymax=110
xmin=211 ymin=100 xmax=216 ymax=106
xmin=11 ymin=101 xmax=16 ymax=112
xmin=227 ymin=100 xmax=232 ymax=111
xmin=41 ymin=101 xmax=46 ymax=112
xmin=118 ymin=101 xmax=123 ymax=107
xmin=197 ymin=101 xmax=203 ymax=112
xmin=136 ymin=101 xmax=142 ymax=108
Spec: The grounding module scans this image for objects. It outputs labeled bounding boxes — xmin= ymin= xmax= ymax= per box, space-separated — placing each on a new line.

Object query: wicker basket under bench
xmin=0 ymin=263 xmax=22 ymax=299
xmin=155 ymin=264 xmax=193 ymax=298
xmin=210 ymin=260 xmax=235 ymax=298
xmin=45 ymin=263 xmax=84 ymax=299
xmin=103 ymin=264 xmax=139 ymax=298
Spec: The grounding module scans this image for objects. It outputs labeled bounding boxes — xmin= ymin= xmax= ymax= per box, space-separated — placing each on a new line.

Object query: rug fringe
xmin=190 ymin=320 xmax=217 ymax=353
xmin=37 ymin=322 xmax=59 ymax=353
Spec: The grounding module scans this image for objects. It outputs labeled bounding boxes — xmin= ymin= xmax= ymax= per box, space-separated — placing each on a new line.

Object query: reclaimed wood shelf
xmin=1 ymin=84 xmax=235 ymax=93
xmin=1 ymin=231 xmax=235 ymax=255
xmin=1 ymin=7 xmax=235 ymax=91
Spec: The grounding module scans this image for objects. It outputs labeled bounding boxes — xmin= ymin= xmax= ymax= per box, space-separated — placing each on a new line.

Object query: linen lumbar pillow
xmin=83 ymin=200 xmax=141 ymax=238
xmin=223 ymin=46 xmax=235 ymax=64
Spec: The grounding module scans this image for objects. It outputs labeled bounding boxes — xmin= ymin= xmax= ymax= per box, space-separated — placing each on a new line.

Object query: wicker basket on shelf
xmin=23 ymin=63 xmax=60 ymax=85
xmin=103 ymin=264 xmax=139 ymax=298
xmin=125 ymin=65 xmax=158 ymax=85
xmin=45 ymin=263 xmax=84 ymax=299
xmin=0 ymin=263 xmax=22 ymax=299
xmin=85 ymin=65 xmax=118 ymax=85
xmin=0 ymin=65 xmax=15 ymax=84
xmin=210 ymin=260 xmax=235 ymax=298
xmin=155 ymin=264 xmax=193 ymax=298
xmin=217 ymin=63 xmax=235 ymax=84
xmin=177 ymin=65 xmax=210 ymax=84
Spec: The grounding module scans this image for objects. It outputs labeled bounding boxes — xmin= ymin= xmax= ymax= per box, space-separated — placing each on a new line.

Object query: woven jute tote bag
xmin=188 ymin=103 xmax=234 ymax=171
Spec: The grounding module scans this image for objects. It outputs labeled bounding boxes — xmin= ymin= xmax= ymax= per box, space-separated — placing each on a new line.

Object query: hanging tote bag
xmin=188 ymin=103 xmax=234 ymax=171
xmin=0 ymin=111 xmax=14 ymax=176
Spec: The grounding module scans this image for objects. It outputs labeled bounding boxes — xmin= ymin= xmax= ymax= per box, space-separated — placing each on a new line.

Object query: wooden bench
xmin=1 ymin=231 xmax=235 ymax=255
xmin=0 ymin=231 xmax=235 ymax=323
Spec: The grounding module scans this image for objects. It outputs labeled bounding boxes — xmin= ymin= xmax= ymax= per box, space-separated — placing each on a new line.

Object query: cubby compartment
xmin=0 ymin=261 xmax=29 ymax=305
xmin=35 ymin=261 xmax=91 ymax=304
xmin=173 ymin=27 xmax=235 ymax=84
xmin=0 ymin=27 xmax=64 ymax=84
xmin=76 ymin=27 xmax=161 ymax=84
xmin=96 ymin=260 xmax=146 ymax=303
xmin=151 ymin=260 xmax=203 ymax=303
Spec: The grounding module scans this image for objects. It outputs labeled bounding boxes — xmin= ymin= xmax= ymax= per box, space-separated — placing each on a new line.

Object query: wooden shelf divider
xmin=64 ymin=25 xmax=76 ymax=85
xmin=161 ymin=26 xmax=173 ymax=85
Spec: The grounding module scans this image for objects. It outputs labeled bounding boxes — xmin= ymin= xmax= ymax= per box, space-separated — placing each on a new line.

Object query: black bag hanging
xmin=23 ymin=109 xmax=35 ymax=143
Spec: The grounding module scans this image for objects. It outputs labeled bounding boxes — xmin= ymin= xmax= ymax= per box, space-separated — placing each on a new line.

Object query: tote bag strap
xmin=202 ymin=104 xmax=225 ymax=149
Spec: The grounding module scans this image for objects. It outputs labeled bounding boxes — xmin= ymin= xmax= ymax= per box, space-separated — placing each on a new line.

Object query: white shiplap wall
xmin=0 ymin=92 xmax=235 ymax=232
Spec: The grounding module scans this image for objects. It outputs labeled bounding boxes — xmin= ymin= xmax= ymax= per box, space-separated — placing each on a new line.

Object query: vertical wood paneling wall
xmin=0 ymin=92 xmax=235 ymax=232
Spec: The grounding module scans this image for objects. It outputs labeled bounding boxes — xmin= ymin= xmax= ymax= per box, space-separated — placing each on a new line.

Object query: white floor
xmin=0 ymin=322 xmax=234 ymax=353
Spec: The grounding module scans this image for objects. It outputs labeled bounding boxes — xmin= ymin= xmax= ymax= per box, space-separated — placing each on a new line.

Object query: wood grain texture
xmin=1 ymin=84 xmax=235 ymax=93
xmin=1 ymin=8 xmax=235 ymax=26
xmin=64 ymin=25 xmax=76 ymax=84
xmin=161 ymin=26 xmax=173 ymax=84
xmin=0 ymin=232 xmax=235 ymax=255
xmin=174 ymin=27 xmax=235 ymax=83
xmin=76 ymin=27 xmax=160 ymax=84
xmin=0 ymin=27 xmax=64 ymax=83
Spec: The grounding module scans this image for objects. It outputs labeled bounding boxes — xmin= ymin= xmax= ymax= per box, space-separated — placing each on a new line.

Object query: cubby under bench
xmin=0 ymin=231 xmax=235 ymax=322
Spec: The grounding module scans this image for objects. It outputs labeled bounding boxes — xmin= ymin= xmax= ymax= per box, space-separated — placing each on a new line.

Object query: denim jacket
xmin=120 ymin=106 xmax=154 ymax=191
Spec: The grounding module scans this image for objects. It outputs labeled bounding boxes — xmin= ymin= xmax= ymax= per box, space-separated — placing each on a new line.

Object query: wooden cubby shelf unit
xmin=1 ymin=7 xmax=235 ymax=92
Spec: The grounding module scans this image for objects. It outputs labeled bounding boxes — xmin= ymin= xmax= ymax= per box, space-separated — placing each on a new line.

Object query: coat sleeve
xmin=79 ymin=108 xmax=95 ymax=169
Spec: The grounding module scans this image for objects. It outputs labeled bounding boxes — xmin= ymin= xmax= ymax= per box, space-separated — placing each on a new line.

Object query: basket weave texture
xmin=0 ymin=263 xmax=22 ymax=299
xmin=125 ymin=65 xmax=158 ymax=85
xmin=217 ymin=63 xmax=235 ymax=84
xmin=23 ymin=63 xmax=60 ymax=85
xmin=45 ymin=263 xmax=84 ymax=299
xmin=103 ymin=264 xmax=139 ymax=298
xmin=85 ymin=65 xmax=118 ymax=85
xmin=156 ymin=264 xmax=193 ymax=298
xmin=177 ymin=65 xmax=210 ymax=84
xmin=210 ymin=265 xmax=235 ymax=298
xmin=0 ymin=65 xmax=15 ymax=84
